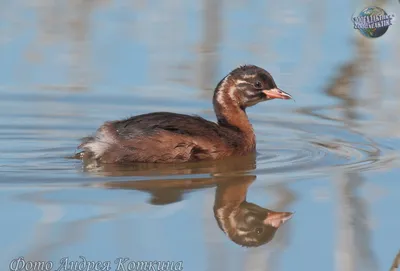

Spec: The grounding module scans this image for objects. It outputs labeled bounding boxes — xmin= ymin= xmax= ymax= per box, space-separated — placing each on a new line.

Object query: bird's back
xmin=79 ymin=112 xmax=248 ymax=163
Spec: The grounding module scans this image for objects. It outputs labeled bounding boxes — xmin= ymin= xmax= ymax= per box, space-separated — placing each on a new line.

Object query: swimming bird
xmin=79 ymin=65 xmax=292 ymax=163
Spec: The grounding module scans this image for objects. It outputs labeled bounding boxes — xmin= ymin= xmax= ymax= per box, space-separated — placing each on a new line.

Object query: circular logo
xmin=352 ymin=6 xmax=395 ymax=38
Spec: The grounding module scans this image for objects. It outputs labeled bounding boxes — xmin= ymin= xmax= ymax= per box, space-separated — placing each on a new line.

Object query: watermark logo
xmin=352 ymin=6 xmax=396 ymax=38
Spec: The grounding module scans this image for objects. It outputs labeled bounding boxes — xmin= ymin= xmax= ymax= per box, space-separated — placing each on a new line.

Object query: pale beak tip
xmin=262 ymin=88 xmax=293 ymax=100
xmin=281 ymin=91 xmax=293 ymax=100
xmin=263 ymin=211 xmax=295 ymax=228
xmin=283 ymin=212 xmax=294 ymax=220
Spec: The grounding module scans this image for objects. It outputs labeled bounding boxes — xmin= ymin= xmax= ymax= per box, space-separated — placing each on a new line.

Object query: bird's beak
xmin=262 ymin=88 xmax=292 ymax=100
xmin=263 ymin=211 xmax=294 ymax=228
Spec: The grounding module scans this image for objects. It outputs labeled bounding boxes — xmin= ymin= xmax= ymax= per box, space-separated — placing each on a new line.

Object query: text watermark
xmin=9 ymin=256 xmax=184 ymax=271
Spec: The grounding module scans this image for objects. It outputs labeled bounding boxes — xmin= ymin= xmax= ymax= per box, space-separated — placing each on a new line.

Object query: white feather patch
xmin=84 ymin=128 xmax=116 ymax=158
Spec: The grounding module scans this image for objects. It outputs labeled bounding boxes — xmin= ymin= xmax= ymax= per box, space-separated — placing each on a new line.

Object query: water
xmin=1 ymin=0 xmax=400 ymax=270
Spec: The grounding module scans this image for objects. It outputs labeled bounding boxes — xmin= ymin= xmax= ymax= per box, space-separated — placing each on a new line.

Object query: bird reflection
xmin=94 ymin=154 xmax=294 ymax=247
xmin=213 ymin=177 xmax=293 ymax=247
xmin=391 ymin=251 xmax=400 ymax=271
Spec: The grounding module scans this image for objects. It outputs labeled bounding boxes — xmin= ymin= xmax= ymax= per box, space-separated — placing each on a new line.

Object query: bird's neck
xmin=213 ymin=86 xmax=255 ymax=148
xmin=213 ymin=177 xmax=254 ymax=236
xmin=214 ymin=178 xmax=252 ymax=209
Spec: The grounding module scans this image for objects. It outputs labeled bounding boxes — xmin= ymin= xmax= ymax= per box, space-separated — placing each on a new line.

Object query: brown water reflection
xmin=94 ymin=154 xmax=294 ymax=247
xmin=81 ymin=153 xmax=257 ymax=177
xmin=391 ymin=251 xmax=400 ymax=271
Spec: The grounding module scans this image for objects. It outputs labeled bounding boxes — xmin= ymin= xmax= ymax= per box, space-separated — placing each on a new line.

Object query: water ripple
xmin=251 ymin=119 xmax=397 ymax=178
xmin=0 ymin=91 xmax=398 ymax=183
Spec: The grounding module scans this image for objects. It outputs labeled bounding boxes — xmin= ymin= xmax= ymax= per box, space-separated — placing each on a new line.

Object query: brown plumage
xmin=97 ymin=170 xmax=294 ymax=247
xmin=213 ymin=176 xmax=293 ymax=247
xmin=78 ymin=65 xmax=292 ymax=163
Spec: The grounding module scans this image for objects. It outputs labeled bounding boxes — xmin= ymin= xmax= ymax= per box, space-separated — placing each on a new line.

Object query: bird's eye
xmin=254 ymin=81 xmax=262 ymax=89
xmin=255 ymin=228 xmax=264 ymax=235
